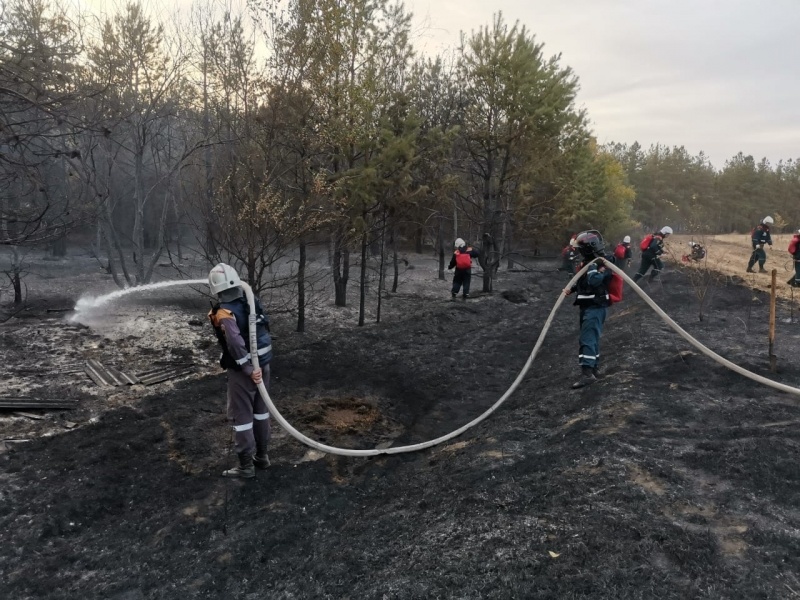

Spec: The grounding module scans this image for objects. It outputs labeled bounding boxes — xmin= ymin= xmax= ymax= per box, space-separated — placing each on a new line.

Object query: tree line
xmin=606 ymin=142 xmax=800 ymax=234
xmin=1 ymin=0 xmax=794 ymax=326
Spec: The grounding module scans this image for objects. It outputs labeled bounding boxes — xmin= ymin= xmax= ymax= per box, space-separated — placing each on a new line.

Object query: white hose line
xmin=606 ymin=259 xmax=800 ymax=396
xmin=242 ymin=260 xmax=800 ymax=458
xmin=243 ymin=265 xmax=585 ymax=457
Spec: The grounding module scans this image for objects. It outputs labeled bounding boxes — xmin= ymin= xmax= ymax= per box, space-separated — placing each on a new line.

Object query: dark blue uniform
xmin=633 ymin=233 xmax=665 ymax=282
xmin=570 ymin=260 xmax=612 ymax=369
xmin=747 ymin=224 xmax=773 ymax=272
xmin=209 ymin=296 xmax=273 ymax=459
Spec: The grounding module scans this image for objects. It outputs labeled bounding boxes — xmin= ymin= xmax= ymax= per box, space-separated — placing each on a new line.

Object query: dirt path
xmin=2 ymin=252 xmax=800 ymax=599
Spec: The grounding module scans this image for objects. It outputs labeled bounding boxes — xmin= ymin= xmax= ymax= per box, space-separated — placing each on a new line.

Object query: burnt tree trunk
xmin=437 ymin=215 xmax=445 ymax=280
xmin=297 ymin=240 xmax=306 ymax=333
xmin=358 ymin=228 xmax=368 ymax=327
xmin=391 ymin=229 xmax=399 ymax=293
xmin=333 ymin=233 xmax=349 ymax=307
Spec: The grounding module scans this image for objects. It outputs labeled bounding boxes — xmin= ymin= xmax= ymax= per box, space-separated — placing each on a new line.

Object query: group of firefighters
xmin=204 ymin=217 xmax=800 ymax=478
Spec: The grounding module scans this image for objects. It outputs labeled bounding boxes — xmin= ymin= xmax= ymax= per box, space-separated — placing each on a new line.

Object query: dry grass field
xmin=667 ymin=233 xmax=798 ymax=302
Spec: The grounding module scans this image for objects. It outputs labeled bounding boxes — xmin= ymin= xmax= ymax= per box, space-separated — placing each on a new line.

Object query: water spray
xmin=71 ymin=279 xmax=207 ymax=319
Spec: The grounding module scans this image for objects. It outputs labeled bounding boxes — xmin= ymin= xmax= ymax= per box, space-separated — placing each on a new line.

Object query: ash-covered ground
xmin=1 ymin=248 xmax=800 ymax=599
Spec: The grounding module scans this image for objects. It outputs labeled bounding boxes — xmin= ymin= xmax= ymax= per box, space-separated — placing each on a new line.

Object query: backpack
xmin=614 ymin=244 xmax=626 ymax=260
xmin=608 ymin=271 xmax=623 ymax=304
xmin=789 ymin=238 xmax=799 ymax=255
xmin=640 ymin=234 xmax=654 ymax=252
xmin=455 ymin=250 xmax=472 ymax=269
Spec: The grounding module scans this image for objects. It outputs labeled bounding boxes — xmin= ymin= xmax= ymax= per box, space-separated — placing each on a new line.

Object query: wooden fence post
xmin=769 ymin=269 xmax=777 ymax=372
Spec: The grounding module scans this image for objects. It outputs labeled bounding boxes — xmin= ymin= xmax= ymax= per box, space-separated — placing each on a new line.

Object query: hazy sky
xmin=407 ymin=0 xmax=800 ymax=169
xmin=76 ymin=0 xmax=800 ymax=169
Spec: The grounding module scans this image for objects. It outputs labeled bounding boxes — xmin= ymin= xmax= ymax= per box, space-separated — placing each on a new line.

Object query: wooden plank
xmin=105 ymin=364 xmax=139 ymax=385
xmin=84 ymin=360 xmax=138 ymax=386
xmin=136 ymin=363 xmax=192 ymax=378
xmin=0 ymin=398 xmax=77 ymax=409
xmin=85 ymin=359 xmax=113 ymax=387
xmin=13 ymin=411 xmax=46 ymax=420
xmin=138 ymin=366 xmax=196 ymax=386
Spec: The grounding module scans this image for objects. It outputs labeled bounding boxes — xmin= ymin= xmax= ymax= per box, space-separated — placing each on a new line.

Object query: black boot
xmin=759 ymin=266 xmax=768 ymax=273
xmin=592 ymin=367 xmax=605 ymax=379
xmin=572 ymin=366 xmax=597 ymax=389
xmin=223 ymin=453 xmax=255 ymax=479
xmin=254 ymin=449 xmax=270 ymax=470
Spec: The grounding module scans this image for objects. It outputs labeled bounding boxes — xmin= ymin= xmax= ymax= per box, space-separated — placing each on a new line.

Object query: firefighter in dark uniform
xmin=633 ymin=226 xmax=672 ymax=282
xmin=208 ymin=263 xmax=273 ymax=479
xmin=448 ymin=238 xmax=480 ymax=299
xmin=559 ymin=235 xmax=580 ymax=276
xmin=563 ymin=230 xmax=619 ymax=389
xmin=746 ymin=216 xmax=774 ymax=273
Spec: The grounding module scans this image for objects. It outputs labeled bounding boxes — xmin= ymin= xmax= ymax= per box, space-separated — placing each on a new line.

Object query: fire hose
xmin=242 ymin=258 xmax=800 ymax=457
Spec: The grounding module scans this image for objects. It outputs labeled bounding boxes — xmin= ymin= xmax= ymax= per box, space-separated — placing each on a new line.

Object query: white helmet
xmin=762 ymin=216 xmax=774 ymax=225
xmin=623 ymin=235 xmax=631 ymax=244
xmin=208 ymin=263 xmax=242 ymax=296
xmin=660 ymin=226 xmax=673 ymax=235
xmin=454 ymin=238 xmax=465 ymax=249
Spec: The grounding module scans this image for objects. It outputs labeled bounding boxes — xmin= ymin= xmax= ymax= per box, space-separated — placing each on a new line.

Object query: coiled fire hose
xmin=243 ymin=258 xmax=800 ymax=458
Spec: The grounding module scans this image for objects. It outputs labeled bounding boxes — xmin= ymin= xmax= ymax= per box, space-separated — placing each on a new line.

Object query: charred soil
xmin=2 ymin=252 xmax=800 ymax=599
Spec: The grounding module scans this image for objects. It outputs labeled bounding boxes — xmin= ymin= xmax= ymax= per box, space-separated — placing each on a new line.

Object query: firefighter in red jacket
xmin=788 ymin=229 xmax=800 ymax=287
xmin=614 ymin=236 xmax=633 ymax=272
xmin=448 ymin=238 xmax=480 ymax=300
xmin=559 ymin=235 xmax=580 ymax=276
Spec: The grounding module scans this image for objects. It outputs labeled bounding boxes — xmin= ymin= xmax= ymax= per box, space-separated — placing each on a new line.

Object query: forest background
xmin=2 ymin=0 xmax=798 ymax=328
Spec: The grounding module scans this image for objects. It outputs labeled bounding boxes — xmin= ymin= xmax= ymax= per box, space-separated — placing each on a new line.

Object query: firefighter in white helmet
xmin=633 ymin=226 xmax=673 ymax=282
xmin=448 ymin=238 xmax=479 ymax=300
xmin=746 ymin=216 xmax=774 ymax=273
xmin=613 ymin=235 xmax=633 ymax=272
xmin=207 ymin=263 xmax=273 ymax=479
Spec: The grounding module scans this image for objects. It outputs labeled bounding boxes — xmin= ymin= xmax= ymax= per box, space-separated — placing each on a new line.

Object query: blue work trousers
xmin=578 ymin=306 xmax=607 ymax=368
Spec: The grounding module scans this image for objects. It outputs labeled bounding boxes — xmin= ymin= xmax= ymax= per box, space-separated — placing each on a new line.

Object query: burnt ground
xmin=2 ymin=252 xmax=800 ymax=599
